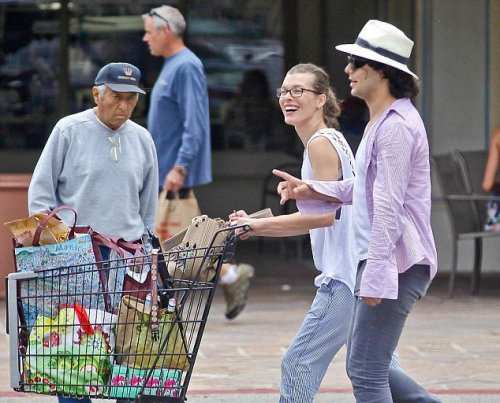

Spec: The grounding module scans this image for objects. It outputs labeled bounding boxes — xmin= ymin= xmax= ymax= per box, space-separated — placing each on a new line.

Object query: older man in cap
xmin=273 ymin=20 xmax=439 ymax=403
xmin=29 ymin=63 xmax=158 ymax=402
xmin=29 ymin=62 xmax=158 ymax=244
xmin=29 ymin=63 xmax=158 ymax=403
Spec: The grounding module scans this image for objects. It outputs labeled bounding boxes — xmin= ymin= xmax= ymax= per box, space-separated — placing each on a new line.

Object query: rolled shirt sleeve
xmin=296 ymin=178 xmax=354 ymax=214
xmin=360 ymin=121 xmax=415 ymax=299
xmin=305 ymin=178 xmax=354 ymax=203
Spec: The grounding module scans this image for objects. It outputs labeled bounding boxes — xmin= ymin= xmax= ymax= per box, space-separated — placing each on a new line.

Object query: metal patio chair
xmin=432 ymin=151 xmax=500 ymax=296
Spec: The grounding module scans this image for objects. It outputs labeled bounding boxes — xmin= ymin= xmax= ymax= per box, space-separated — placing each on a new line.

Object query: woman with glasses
xmin=231 ymin=63 xmax=357 ymax=402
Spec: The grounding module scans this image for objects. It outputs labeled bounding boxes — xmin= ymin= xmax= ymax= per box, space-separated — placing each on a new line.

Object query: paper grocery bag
xmin=154 ymin=190 xmax=201 ymax=241
xmin=4 ymin=213 xmax=70 ymax=246
xmin=114 ymin=295 xmax=189 ymax=370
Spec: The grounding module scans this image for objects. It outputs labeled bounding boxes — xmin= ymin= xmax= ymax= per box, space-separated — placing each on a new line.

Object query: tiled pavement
xmin=1 ymin=242 xmax=499 ymax=402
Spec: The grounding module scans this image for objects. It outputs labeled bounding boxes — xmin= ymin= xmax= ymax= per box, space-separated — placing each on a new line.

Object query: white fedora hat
xmin=336 ymin=20 xmax=418 ymax=79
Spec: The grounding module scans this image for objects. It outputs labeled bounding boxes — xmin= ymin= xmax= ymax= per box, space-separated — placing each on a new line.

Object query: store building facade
xmin=0 ymin=0 xmax=498 ymax=289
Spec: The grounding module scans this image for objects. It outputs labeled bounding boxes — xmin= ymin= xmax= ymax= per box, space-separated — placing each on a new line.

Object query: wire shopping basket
xmin=6 ymin=225 xmax=244 ymax=402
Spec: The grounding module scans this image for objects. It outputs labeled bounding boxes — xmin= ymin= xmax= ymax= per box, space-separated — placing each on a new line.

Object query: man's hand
xmin=164 ymin=167 xmax=185 ymax=192
xmin=361 ymin=297 xmax=382 ymax=306
xmin=273 ymin=169 xmax=314 ymax=205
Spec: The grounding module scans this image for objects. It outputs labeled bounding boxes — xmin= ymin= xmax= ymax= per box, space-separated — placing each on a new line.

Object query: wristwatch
xmin=173 ymin=165 xmax=187 ymax=177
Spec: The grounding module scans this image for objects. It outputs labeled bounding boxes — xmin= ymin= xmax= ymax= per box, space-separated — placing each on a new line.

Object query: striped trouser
xmin=280 ymin=279 xmax=354 ymax=403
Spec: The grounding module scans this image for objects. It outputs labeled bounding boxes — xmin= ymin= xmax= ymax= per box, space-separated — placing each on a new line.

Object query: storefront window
xmin=0 ymin=1 xmax=291 ymax=172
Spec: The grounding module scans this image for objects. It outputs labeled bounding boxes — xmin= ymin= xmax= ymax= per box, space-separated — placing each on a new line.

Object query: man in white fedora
xmin=273 ymin=20 xmax=439 ymax=402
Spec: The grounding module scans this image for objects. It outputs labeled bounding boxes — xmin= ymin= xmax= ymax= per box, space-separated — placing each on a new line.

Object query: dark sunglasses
xmin=148 ymin=10 xmax=170 ymax=27
xmin=347 ymin=55 xmax=369 ymax=69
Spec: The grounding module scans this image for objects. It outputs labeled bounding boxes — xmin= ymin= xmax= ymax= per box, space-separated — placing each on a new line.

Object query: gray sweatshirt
xmin=28 ymin=108 xmax=159 ymax=241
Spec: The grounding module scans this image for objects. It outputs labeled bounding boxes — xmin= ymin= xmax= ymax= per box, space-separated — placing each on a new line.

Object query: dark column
xmin=57 ymin=0 xmax=70 ymax=117
xmin=281 ymin=0 xmax=298 ymax=71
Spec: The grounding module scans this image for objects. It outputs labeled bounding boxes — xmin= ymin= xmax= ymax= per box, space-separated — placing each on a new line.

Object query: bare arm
xmin=232 ymin=135 xmax=342 ymax=237
xmin=307 ymin=135 xmax=341 ymax=181
xmin=483 ymin=128 xmax=500 ymax=192
xmin=231 ymin=211 xmax=334 ymax=238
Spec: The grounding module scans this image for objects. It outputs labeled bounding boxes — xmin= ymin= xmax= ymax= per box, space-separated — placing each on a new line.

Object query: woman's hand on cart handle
xmin=229 ymin=210 xmax=255 ymax=240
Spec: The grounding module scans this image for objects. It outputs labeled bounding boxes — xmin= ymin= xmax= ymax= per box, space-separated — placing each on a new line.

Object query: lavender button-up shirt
xmin=297 ymin=98 xmax=437 ymax=299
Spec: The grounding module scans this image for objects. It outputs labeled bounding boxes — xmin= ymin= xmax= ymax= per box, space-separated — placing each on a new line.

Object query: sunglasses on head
xmin=148 ymin=10 xmax=170 ymax=27
xmin=347 ymin=54 xmax=370 ymax=69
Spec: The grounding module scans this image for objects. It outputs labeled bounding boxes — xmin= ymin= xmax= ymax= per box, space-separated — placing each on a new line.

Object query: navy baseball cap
xmin=94 ymin=62 xmax=146 ymax=94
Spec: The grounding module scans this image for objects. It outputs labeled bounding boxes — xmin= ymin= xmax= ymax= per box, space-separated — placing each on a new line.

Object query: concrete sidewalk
xmin=1 ymin=393 xmax=500 ymax=402
xmin=1 ymin=242 xmax=499 ymax=402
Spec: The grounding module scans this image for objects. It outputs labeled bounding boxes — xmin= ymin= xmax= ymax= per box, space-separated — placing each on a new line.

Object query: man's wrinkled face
xmin=92 ymin=86 xmax=139 ymax=130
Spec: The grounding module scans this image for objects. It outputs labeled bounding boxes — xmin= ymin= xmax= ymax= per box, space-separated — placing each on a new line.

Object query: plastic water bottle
xmin=167 ymin=297 xmax=176 ymax=313
xmin=145 ymin=293 xmax=152 ymax=308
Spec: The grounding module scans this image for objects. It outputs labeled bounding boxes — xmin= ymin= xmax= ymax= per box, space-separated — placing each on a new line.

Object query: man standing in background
xmin=142 ymin=5 xmax=254 ymax=320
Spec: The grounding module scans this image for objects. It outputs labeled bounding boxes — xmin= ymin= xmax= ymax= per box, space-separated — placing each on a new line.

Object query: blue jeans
xmin=346 ymin=263 xmax=441 ymax=403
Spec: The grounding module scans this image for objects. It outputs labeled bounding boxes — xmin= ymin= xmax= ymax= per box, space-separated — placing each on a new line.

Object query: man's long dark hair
xmin=366 ymin=60 xmax=419 ymax=100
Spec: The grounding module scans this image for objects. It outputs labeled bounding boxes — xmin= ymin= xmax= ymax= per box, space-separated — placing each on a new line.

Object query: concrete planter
xmin=0 ymin=174 xmax=30 ymax=298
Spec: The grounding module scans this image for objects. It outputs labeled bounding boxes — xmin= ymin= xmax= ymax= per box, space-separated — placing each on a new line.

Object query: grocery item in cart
xmin=115 ymin=295 xmax=189 ymax=370
xmin=24 ymin=304 xmax=114 ymax=396
xmin=4 ymin=212 xmax=71 ymax=247
xmin=12 ymin=207 xmax=106 ymax=327
xmin=107 ymin=364 xmax=181 ymax=399
xmin=162 ymin=215 xmax=228 ymax=281
xmin=15 ymin=234 xmax=104 ymax=327
xmin=107 ymin=238 xmax=152 ymax=310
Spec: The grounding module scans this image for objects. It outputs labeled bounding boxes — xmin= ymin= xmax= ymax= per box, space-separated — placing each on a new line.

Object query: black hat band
xmin=355 ymin=37 xmax=409 ymax=65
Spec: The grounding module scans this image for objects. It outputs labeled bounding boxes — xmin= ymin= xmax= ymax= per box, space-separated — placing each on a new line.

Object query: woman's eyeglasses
xmin=347 ymin=55 xmax=369 ymax=69
xmin=148 ymin=10 xmax=170 ymax=27
xmin=276 ymin=87 xmax=322 ymax=98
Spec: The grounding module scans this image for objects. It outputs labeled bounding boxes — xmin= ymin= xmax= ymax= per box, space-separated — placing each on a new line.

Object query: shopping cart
xmin=6 ymin=225 xmax=245 ymax=402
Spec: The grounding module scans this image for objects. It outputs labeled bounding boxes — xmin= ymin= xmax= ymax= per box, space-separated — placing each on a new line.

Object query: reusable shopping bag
xmin=72 ymin=227 xmax=153 ymax=311
xmin=12 ymin=207 xmax=105 ymax=328
xmin=114 ymin=295 xmax=189 ymax=370
xmin=115 ymin=252 xmax=189 ymax=370
xmin=107 ymin=364 xmax=182 ymax=399
xmin=113 ymin=238 xmax=154 ymax=304
xmin=24 ymin=304 xmax=114 ymax=396
xmin=154 ymin=190 xmax=201 ymax=241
